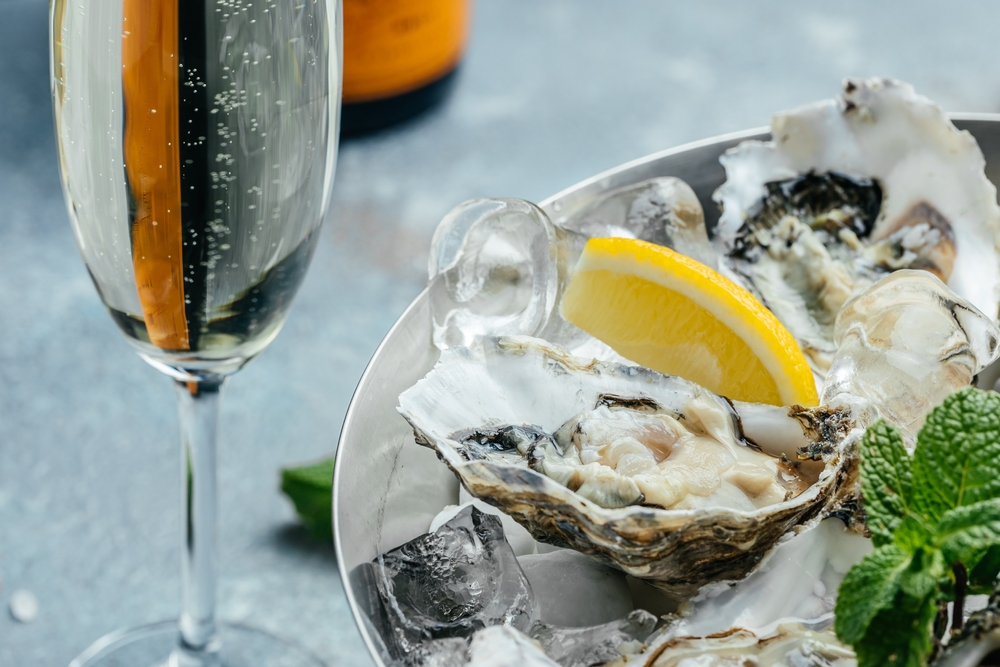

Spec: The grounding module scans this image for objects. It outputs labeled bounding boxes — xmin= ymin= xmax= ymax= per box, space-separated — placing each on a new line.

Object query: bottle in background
xmin=341 ymin=0 xmax=470 ymax=136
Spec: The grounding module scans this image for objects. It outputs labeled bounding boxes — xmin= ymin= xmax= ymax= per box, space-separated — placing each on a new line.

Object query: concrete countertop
xmin=3 ymin=1 xmax=1000 ymax=664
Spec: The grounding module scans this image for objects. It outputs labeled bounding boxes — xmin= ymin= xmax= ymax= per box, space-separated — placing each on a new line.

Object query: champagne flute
xmin=50 ymin=0 xmax=341 ymax=664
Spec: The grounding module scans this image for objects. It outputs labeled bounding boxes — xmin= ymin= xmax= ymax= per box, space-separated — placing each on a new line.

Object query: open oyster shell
xmin=615 ymin=623 xmax=854 ymax=667
xmin=713 ymin=78 xmax=1000 ymax=374
xmin=398 ymin=336 xmax=856 ymax=598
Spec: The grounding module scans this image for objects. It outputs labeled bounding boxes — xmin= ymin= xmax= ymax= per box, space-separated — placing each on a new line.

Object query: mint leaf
xmin=838 ymin=388 xmax=1000 ymax=664
xmin=911 ymin=387 xmax=1000 ymax=522
xmin=937 ymin=498 xmax=1000 ymax=567
xmin=969 ymin=544 xmax=1000 ymax=593
xmin=861 ymin=420 xmax=913 ymax=547
xmin=280 ymin=456 xmax=335 ymax=543
xmin=835 ymin=544 xmax=912 ymax=644
xmin=854 ymin=592 xmax=937 ymax=667
xmin=893 ymin=514 xmax=933 ymax=554
xmin=898 ymin=547 xmax=945 ymax=600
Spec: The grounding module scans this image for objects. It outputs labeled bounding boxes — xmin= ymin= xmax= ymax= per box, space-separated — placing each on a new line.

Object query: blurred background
xmin=3 ymin=0 xmax=1000 ymax=664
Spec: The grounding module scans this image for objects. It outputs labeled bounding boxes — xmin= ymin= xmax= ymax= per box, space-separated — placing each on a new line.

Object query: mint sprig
xmin=280 ymin=456 xmax=335 ymax=543
xmin=835 ymin=387 xmax=1000 ymax=666
xmin=911 ymin=389 xmax=1000 ymax=521
xmin=859 ymin=420 xmax=912 ymax=546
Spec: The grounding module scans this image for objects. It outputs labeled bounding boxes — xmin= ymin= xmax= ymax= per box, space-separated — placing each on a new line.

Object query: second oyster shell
xmin=713 ymin=78 xmax=1000 ymax=374
xmin=620 ymin=623 xmax=854 ymax=667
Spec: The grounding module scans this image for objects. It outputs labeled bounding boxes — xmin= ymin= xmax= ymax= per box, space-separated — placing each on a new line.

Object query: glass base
xmin=69 ymin=621 xmax=327 ymax=667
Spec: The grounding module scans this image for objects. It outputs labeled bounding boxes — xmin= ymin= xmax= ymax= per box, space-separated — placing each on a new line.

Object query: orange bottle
xmin=341 ymin=0 xmax=471 ymax=135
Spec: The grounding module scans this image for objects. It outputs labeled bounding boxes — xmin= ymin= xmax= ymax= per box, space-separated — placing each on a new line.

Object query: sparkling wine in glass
xmin=51 ymin=0 xmax=341 ymax=664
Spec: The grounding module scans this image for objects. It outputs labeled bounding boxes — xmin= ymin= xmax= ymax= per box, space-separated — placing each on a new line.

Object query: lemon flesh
xmin=560 ymin=237 xmax=818 ymax=407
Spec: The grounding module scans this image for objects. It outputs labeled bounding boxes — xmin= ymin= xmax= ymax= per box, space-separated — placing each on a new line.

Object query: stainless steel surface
xmin=333 ymin=115 xmax=1000 ymax=666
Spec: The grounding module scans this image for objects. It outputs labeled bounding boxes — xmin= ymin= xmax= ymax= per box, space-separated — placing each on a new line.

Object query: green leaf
xmin=838 ymin=389 xmax=1000 ymax=664
xmin=280 ymin=456 xmax=335 ymax=543
xmin=860 ymin=420 xmax=913 ymax=547
xmin=893 ymin=514 xmax=933 ymax=554
xmin=835 ymin=544 xmax=912 ymax=644
xmin=911 ymin=387 xmax=1000 ymax=523
xmin=936 ymin=498 xmax=1000 ymax=567
xmin=898 ymin=547 xmax=946 ymax=600
xmin=969 ymin=543 xmax=1000 ymax=593
xmin=853 ymin=592 xmax=937 ymax=667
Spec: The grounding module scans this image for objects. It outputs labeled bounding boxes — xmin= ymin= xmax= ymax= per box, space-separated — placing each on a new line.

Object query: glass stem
xmin=174 ymin=377 xmax=227 ymax=660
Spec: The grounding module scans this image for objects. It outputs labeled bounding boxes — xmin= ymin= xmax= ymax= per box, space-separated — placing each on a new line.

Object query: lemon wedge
xmin=560 ymin=237 xmax=818 ymax=407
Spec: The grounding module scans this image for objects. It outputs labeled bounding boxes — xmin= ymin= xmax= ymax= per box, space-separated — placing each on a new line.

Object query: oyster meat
xmin=530 ymin=395 xmax=812 ymax=512
xmin=398 ymin=336 xmax=855 ymax=597
xmin=713 ymin=78 xmax=1000 ymax=373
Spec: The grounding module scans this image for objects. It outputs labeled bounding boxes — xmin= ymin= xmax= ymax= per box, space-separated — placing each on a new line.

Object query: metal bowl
xmin=333 ymin=115 xmax=1000 ymax=666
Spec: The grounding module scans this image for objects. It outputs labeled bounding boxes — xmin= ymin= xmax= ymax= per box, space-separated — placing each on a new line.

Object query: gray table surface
xmin=4 ymin=0 xmax=1000 ymax=664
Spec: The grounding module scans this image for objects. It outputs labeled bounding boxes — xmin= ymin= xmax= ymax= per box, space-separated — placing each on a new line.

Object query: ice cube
xmin=427 ymin=198 xmax=587 ymax=351
xmin=535 ymin=542 xmax=568 ymax=555
xmin=558 ymin=177 xmax=716 ymax=270
xmin=372 ymin=505 xmax=539 ymax=657
xmin=821 ymin=271 xmax=1000 ymax=448
xmin=458 ymin=486 xmax=537 ymax=555
xmin=398 ymin=637 xmax=469 ymax=667
xmin=427 ymin=183 xmax=714 ymax=356
xmin=517 ymin=550 xmax=633 ymax=627
xmin=348 ymin=562 xmax=397 ymax=665
xmin=528 ymin=610 xmax=658 ymax=667
xmin=466 ymin=626 xmax=560 ymax=667
xmin=432 ymin=497 xmax=537 ymax=557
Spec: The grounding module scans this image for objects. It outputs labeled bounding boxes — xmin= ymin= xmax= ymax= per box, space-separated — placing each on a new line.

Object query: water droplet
xmin=10 ymin=590 xmax=39 ymax=623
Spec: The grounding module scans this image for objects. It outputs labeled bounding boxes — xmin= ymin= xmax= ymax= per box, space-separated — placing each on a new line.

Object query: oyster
xmin=397 ymin=336 xmax=855 ymax=597
xmin=617 ymin=623 xmax=855 ymax=667
xmin=713 ymin=78 xmax=1000 ymax=373
xmin=669 ymin=518 xmax=871 ymax=640
xmin=599 ymin=518 xmax=870 ymax=666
